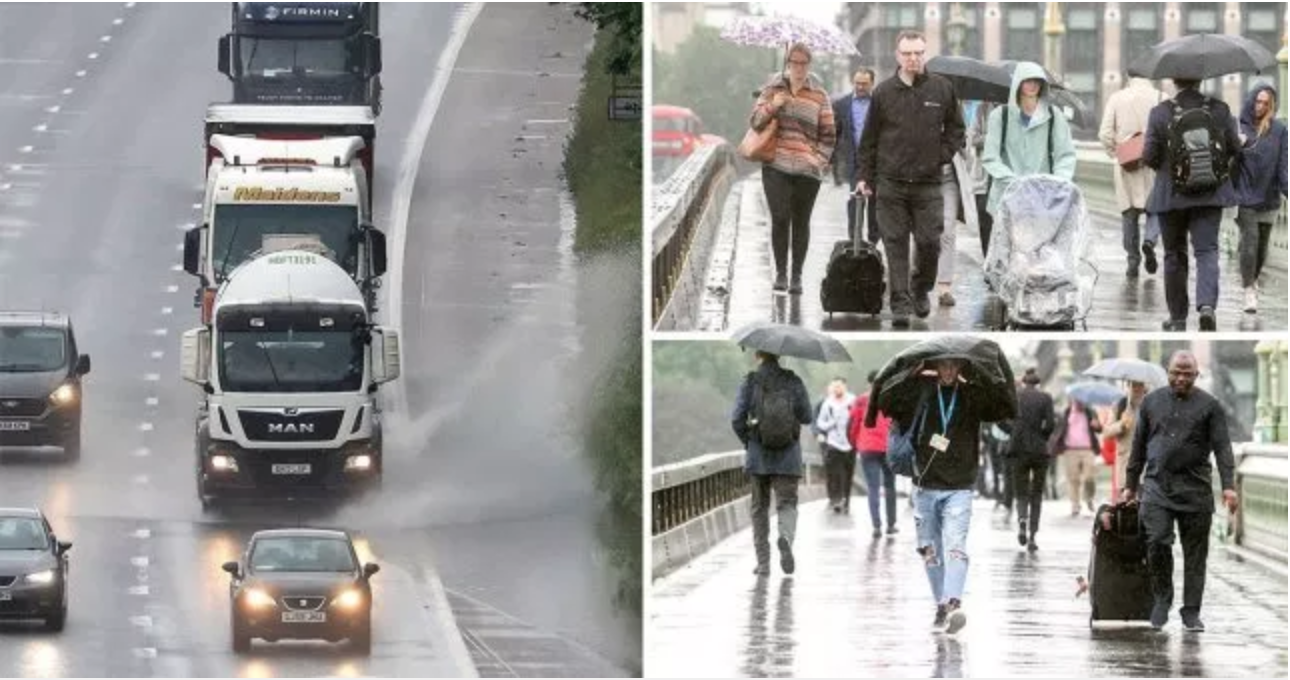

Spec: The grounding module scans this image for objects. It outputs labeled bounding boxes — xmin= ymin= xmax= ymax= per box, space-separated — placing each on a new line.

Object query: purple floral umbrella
xmin=720 ymin=14 xmax=859 ymax=57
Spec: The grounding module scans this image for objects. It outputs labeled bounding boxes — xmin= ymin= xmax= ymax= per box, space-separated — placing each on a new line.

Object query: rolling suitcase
xmin=1087 ymin=501 xmax=1153 ymax=626
xmin=820 ymin=194 xmax=885 ymax=316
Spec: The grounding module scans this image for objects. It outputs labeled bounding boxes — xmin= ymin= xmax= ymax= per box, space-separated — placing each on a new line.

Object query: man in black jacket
xmin=1009 ymin=369 xmax=1054 ymax=551
xmin=1124 ymin=350 xmax=1238 ymax=632
xmin=856 ymin=30 xmax=964 ymax=328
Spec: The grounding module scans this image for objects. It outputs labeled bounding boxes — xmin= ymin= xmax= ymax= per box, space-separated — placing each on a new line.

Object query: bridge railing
xmin=1220 ymin=442 xmax=1288 ymax=563
xmin=650 ymin=143 xmax=737 ymax=330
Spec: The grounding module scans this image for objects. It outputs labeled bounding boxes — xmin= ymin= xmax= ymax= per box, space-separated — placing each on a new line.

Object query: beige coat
xmin=1099 ymin=78 xmax=1165 ymax=212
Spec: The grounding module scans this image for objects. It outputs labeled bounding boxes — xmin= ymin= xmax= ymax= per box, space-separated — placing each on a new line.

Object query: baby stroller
xmin=983 ymin=175 xmax=1097 ymax=330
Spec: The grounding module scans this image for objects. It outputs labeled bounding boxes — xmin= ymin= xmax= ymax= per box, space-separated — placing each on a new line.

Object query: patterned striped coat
xmin=749 ymin=73 xmax=836 ymax=181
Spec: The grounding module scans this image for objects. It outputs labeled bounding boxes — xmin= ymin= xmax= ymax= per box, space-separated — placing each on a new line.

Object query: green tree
xmin=575 ymin=3 xmax=642 ymax=76
xmin=654 ymin=25 xmax=780 ymax=143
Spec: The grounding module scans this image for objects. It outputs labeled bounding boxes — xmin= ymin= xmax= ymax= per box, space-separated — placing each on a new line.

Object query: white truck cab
xmin=183 ymin=135 xmax=385 ymax=324
xmin=181 ymin=249 xmax=399 ymax=506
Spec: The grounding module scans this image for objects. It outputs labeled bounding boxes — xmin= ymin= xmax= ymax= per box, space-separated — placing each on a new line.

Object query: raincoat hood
xmin=1008 ymin=61 xmax=1053 ymax=125
xmin=1239 ymin=82 xmax=1278 ymax=128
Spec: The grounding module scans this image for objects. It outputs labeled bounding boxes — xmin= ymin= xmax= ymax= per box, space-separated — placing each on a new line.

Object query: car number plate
xmin=0 ymin=591 xmax=10 ymax=601
xmin=0 ymin=421 xmax=30 ymax=431
xmin=271 ymin=463 xmax=311 ymax=475
xmin=282 ymin=611 xmax=325 ymax=623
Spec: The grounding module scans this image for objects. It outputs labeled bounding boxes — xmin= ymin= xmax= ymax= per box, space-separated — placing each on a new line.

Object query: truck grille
xmin=238 ymin=410 xmax=343 ymax=442
xmin=0 ymin=398 xmax=45 ymax=417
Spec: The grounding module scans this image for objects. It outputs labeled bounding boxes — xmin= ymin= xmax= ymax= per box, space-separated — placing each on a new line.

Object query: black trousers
xmin=875 ymin=178 xmax=943 ymax=315
xmin=975 ymin=193 xmax=994 ymax=258
xmin=1141 ymin=501 xmax=1212 ymax=619
xmin=762 ymin=166 xmax=822 ymax=278
xmin=824 ymin=446 xmax=855 ymax=508
xmin=1011 ymin=454 xmax=1049 ymax=537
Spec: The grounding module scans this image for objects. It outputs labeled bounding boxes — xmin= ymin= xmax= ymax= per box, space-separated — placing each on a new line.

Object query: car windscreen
xmin=249 ymin=536 xmax=356 ymax=573
xmin=0 ymin=517 xmax=48 ymax=550
xmin=0 ymin=326 xmax=66 ymax=372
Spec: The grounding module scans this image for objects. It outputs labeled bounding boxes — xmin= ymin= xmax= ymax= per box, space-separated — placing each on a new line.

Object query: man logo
xmin=283 ymin=407 xmax=299 ymax=416
xmin=268 ymin=423 xmax=314 ymax=434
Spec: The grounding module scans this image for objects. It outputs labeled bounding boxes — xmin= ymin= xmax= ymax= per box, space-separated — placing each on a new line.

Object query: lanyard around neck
xmin=938 ymin=384 xmax=958 ymax=434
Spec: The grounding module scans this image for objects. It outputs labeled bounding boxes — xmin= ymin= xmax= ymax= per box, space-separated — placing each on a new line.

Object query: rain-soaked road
xmin=710 ymin=175 xmax=1285 ymax=333
xmin=0 ymin=3 xmax=634 ymax=677
xmin=650 ymin=497 xmax=1288 ymax=678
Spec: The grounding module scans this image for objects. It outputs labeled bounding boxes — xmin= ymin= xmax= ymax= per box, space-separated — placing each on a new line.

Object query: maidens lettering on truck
xmin=181 ymin=249 xmax=400 ymax=507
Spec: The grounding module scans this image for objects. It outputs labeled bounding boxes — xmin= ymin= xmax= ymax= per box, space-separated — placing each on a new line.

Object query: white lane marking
xmin=145 ymin=397 xmax=158 ymax=406
xmin=100 ymin=35 xmax=112 ymax=43
xmin=113 ymin=18 xmax=124 ymax=25
xmin=133 ymin=446 xmax=150 ymax=457
xmin=88 ymin=53 xmax=99 ymax=60
xmin=152 ymin=328 xmax=168 ymax=336
xmin=131 ymin=556 xmax=149 ymax=568
xmin=61 ymin=88 xmax=73 ymax=95
xmin=125 ymin=2 xmax=136 ymax=8
xmin=516 ymin=134 xmax=547 ymax=140
xmin=170 ymin=264 xmax=183 ymax=272
xmin=453 ymin=67 xmax=582 ymax=78
xmin=45 ymin=105 xmax=59 ymax=113
xmin=139 ymin=422 xmax=153 ymax=432
xmin=165 ymin=284 xmax=179 ymax=293
xmin=176 ymin=222 xmax=194 ymax=231
xmin=32 ymin=123 xmax=47 ymax=132
xmin=129 ymin=615 xmax=152 ymax=628
xmin=132 ymin=648 xmax=157 ymax=660
xmin=143 ymin=373 xmax=160 ymax=381
xmin=6 ymin=164 xmax=17 ymax=171
xmin=131 ymin=528 xmax=150 ymax=539
xmin=128 ymin=585 xmax=149 ymax=596
xmin=0 ymin=58 xmax=61 ymax=65
xmin=524 ymin=118 xmax=569 ymax=124
xmin=161 ymin=307 xmax=173 ymax=315
xmin=386 ymin=1 xmax=483 ymax=421
xmin=150 ymin=351 xmax=164 ymax=359
xmin=75 ymin=70 xmax=86 ymax=78
xmin=191 ymin=203 xmax=201 ymax=210
xmin=0 ymin=184 xmax=10 ymax=191
xmin=133 ymin=474 xmax=148 ymax=485
xmin=18 ymin=146 xmax=32 ymax=153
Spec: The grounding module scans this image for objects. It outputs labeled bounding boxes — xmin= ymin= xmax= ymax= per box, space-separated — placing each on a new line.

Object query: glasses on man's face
xmin=788 ymin=59 xmax=809 ymax=66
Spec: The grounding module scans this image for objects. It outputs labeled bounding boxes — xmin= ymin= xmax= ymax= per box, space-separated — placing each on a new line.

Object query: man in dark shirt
xmin=732 ymin=351 xmax=814 ymax=577
xmin=906 ymin=358 xmax=1005 ymax=635
xmin=1123 ymin=350 xmax=1238 ymax=632
xmin=855 ymin=30 xmax=965 ymax=328
xmin=1010 ymin=368 xmax=1055 ymax=552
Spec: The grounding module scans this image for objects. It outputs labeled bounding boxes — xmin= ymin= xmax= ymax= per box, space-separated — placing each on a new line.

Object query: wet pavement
xmin=650 ymin=497 xmax=1288 ymax=678
xmin=714 ymin=175 xmax=1286 ymax=333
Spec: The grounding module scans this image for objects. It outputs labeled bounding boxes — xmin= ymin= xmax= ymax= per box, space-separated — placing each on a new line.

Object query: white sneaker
xmin=1244 ymin=286 xmax=1258 ymax=314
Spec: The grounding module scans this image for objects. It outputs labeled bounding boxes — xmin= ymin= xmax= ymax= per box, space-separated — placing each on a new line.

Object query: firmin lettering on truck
xmin=232 ymin=187 xmax=343 ymax=202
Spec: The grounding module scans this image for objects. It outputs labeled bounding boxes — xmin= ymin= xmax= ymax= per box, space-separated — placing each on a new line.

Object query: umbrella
xmin=720 ymin=14 xmax=859 ymax=56
xmin=1065 ymin=381 xmax=1124 ymax=407
xmin=1082 ymin=358 xmax=1167 ymax=387
xmin=925 ymin=56 xmax=1096 ymax=128
xmin=865 ymin=335 xmax=1017 ymax=427
xmin=730 ymin=321 xmax=853 ymax=363
xmin=1127 ymin=33 xmax=1277 ymax=81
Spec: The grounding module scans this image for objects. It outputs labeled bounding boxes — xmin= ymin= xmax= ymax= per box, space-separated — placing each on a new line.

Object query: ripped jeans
xmin=913 ymin=487 xmax=974 ymax=604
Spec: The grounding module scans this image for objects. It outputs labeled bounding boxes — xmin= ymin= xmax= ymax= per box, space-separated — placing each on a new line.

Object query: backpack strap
xmin=1047 ymin=103 xmax=1055 ymax=173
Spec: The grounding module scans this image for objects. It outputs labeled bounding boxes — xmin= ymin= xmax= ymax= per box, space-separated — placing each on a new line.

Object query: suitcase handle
xmin=851 ymin=192 xmax=867 ymax=250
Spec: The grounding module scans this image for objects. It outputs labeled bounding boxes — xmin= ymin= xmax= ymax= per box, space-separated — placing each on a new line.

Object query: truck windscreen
xmin=212 ymin=204 xmax=359 ymax=281
xmin=218 ymin=330 xmax=363 ymax=393
xmin=240 ymin=37 xmax=357 ymax=78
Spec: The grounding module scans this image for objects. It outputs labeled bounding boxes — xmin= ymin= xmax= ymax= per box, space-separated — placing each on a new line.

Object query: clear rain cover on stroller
xmin=983 ymin=174 xmax=1094 ymax=326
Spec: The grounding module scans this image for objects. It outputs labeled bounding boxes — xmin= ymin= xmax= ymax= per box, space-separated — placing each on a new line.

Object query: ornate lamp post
xmin=1043 ymin=2 xmax=1065 ymax=78
xmin=946 ymin=3 xmax=969 ymax=57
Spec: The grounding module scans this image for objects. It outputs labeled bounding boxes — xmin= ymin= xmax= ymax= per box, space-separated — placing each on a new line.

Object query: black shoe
xmin=872 ymin=527 xmax=882 ymax=538
xmin=1026 ymin=539 xmax=1038 ymax=553
xmin=788 ymin=275 xmax=803 ymax=295
xmin=1182 ymin=614 xmax=1206 ymax=632
xmin=777 ymin=536 xmax=795 ymax=575
xmin=1162 ymin=318 xmax=1185 ymax=332
xmin=1017 ymin=522 xmax=1028 ymax=547
xmin=1199 ymin=306 xmax=1216 ymax=331
xmin=753 ymin=563 xmax=770 ymax=577
xmin=932 ymin=604 xmax=948 ymax=630
xmin=886 ymin=525 xmax=899 ymax=535
xmin=773 ymin=273 xmax=788 ymax=292
xmin=1150 ymin=602 xmax=1169 ymax=630
xmin=913 ymin=292 xmax=931 ymax=319
xmin=1126 ymin=265 xmax=1139 ymax=278
xmin=1142 ymin=242 xmax=1158 ymax=274
xmin=891 ymin=314 xmax=910 ymax=329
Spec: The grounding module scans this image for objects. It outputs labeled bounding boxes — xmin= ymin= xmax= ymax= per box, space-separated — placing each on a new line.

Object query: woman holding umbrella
xmin=1102 ymin=380 xmax=1149 ymax=499
xmin=747 ymin=42 xmax=836 ymax=295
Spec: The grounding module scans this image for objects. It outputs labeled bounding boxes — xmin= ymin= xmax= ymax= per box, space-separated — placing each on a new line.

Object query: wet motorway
xmin=650 ymin=497 xmax=1288 ymax=678
xmin=0 ymin=3 xmax=634 ymax=677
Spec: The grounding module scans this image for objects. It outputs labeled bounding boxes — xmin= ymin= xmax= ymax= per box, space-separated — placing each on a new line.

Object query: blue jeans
xmin=913 ymin=488 xmax=973 ymax=604
xmin=859 ymin=453 xmax=897 ymax=529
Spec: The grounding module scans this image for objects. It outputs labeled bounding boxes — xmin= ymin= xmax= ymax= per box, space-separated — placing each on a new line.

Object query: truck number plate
xmin=0 ymin=421 xmax=30 ymax=431
xmin=271 ymin=464 xmax=311 ymax=475
xmin=282 ymin=611 xmax=325 ymax=623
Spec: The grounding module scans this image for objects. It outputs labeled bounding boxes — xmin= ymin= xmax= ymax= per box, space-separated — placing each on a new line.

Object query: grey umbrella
xmin=1082 ymin=358 xmax=1167 ymax=388
xmin=1128 ymin=33 xmax=1277 ymax=81
xmin=730 ymin=321 xmax=852 ymax=363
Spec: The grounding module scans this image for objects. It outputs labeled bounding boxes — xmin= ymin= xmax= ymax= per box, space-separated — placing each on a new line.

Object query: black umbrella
xmin=926 ymin=56 xmax=1095 ymax=129
xmin=730 ymin=321 xmax=853 ymax=363
xmin=864 ymin=336 xmax=1017 ymax=427
xmin=1127 ymin=33 xmax=1277 ymax=81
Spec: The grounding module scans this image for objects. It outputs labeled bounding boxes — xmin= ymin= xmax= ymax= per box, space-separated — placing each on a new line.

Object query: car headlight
xmin=48 ymin=384 xmax=77 ymax=407
xmin=24 ymin=569 xmax=55 ymax=585
xmin=242 ymin=588 xmax=277 ymax=609
xmin=332 ymin=589 xmax=363 ymax=609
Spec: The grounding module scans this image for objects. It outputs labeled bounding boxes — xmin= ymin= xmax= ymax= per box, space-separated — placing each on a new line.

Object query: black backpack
xmin=749 ymin=369 xmax=799 ymax=450
xmin=1167 ymin=98 xmax=1231 ymax=195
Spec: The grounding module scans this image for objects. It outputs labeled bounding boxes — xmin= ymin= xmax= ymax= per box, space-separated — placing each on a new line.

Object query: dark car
xmin=0 ymin=312 xmax=91 ymax=460
xmin=223 ymin=528 xmax=378 ymax=654
xmin=0 ymin=507 xmax=71 ymax=631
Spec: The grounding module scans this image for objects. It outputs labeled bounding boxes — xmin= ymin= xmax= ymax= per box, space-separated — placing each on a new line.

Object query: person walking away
xmin=833 ymin=68 xmax=879 ymax=244
xmin=1101 ymin=379 xmax=1147 ymax=499
xmin=1049 ymin=397 xmax=1102 ymax=516
xmin=1123 ymin=351 xmax=1238 ymax=632
xmin=1099 ymin=74 xmax=1166 ymax=278
xmin=962 ymin=100 xmax=997 ymax=258
xmin=900 ymin=358 xmax=1010 ymax=634
xmin=816 ymin=377 xmax=857 ymax=513
xmin=748 ymin=43 xmax=836 ymax=295
xmin=1009 ymin=369 xmax=1054 ymax=551
xmin=1232 ymin=83 xmax=1287 ymax=314
xmin=1142 ymin=78 xmax=1242 ymax=331
xmin=849 ymin=370 xmax=897 ymax=537
xmin=980 ymin=62 xmax=1078 ymax=223
xmin=732 ymin=351 xmax=813 ymax=576
xmin=855 ymin=30 xmax=964 ymax=328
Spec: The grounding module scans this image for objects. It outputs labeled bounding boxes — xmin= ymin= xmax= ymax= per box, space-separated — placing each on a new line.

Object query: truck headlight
xmin=48 ymin=384 xmax=77 ymax=407
xmin=24 ymin=569 xmax=55 ymax=585
xmin=210 ymin=454 xmax=239 ymax=472
xmin=344 ymin=455 xmax=372 ymax=471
